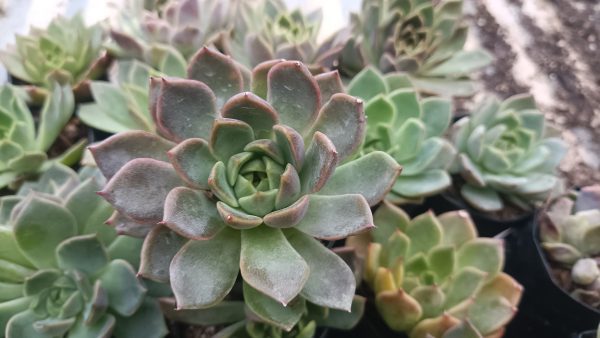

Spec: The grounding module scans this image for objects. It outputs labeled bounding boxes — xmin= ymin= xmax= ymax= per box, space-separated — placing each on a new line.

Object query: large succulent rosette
xmin=91 ymin=48 xmax=400 ymax=329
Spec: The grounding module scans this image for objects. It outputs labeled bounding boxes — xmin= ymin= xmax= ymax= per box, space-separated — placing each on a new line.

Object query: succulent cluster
xmin=348 ymin=203 xmax=522 ymax=337
xmin=78 ymin=60 xmax=161 ymax=134
xmin=337 ymin=0 xmax=491 ymax=96
xmin=225 ymin=0 xmax=342 ymax=72
xmin=450 ymin=94 xmax=567 ymax=212
xmin=347 ymin=67 xmax=456 ymax=203
xmin=0 ymin=164 xmax=167 ymax=338
xmin=109 ymin=0 xmax=231 ymax=72
xmin=541 ymin=185 xmax=600 ymax=310
xmin=0 ymin=83 xmax=86 ymax=190
xmin=0 ymin=14 xmax=107 ymax=98
xmin=90 ymin=48 xmax=401 ymax=329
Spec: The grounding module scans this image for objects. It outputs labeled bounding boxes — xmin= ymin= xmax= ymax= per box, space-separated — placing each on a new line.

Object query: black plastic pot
xmin=503 ymin=216 xmax=600 ymax=337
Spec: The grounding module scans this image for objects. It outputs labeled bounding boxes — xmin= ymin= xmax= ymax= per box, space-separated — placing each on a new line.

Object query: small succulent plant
xmin=541 ymin=185 xmax=600 ymax=310
xmin=348 ymin=203 xmax=522 ymax=337
xmin=78 ymin=60 xmax=161 ymax=134
xmin=0 ymin=164 xmax=167 ymax=338
xmin=90 ymin=48 xmax=401 ymax=330
xmin=337 ymin=0 xmax=491 ymax=96
xmin=213 ymin=295 xmax=365 ymax=338
xmin=0 ymin=83 xmax=85 ymax=190
xmin=347 ymin=67 xmax=456 ymax=204
xmin=224 ymin=0 xmax=342 ymax=72
xmin=109 ymin=0 xmax=231 ymax=73
xmin=450 ymin=94 xmax=567 ymax=212
xmin=0 ymin=14 xmax=107 ymax=99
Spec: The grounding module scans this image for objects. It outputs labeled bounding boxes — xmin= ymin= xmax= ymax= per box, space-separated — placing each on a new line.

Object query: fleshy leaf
xmin=216 ymin=202 xmax=263 ymax=229
xmin=168 ymin=138 xmax=216 ymax=190
xmin=170 ymin=228 xmax=241 ymax=309
xmin=187 ymin=47 xmax=244 ymax=109
xmin=221 ymin=92 xmax=279 ymax=138
xmin=314 ymin=70 xmax=344 ymax=103
xmin=99 ymin=259 xmax=146 ymax=316
xmin=309 ymin=93 xmax=365 ymax=161
xmin=99 ymin=158 xmax=184 ymax=223
xmin=295 ymin=194 xmax=373 ymax=240
xmin=318 ymin=151 xmax=401 ymax=206
xmin=209 ymin=119 xmax=255 ymax=161
xmin=274 ymin=124 xmax=305 ymax=170
xmin=240 ymin=226 xmax=308 ymax=305
xmin=163 ymin=187 xmax=224 ymax=240
xmin=155 ymin=78 xmax=218 ymax=141
xmin=263 ymin=195 xmax=309 ymax=228
xmin=56 ymin=234 xmax=108 ymax=275
xmin=300 ymin=132 xmax=338 ymax=194
xmin=251 ymin=59 xmax=285 ymax=99
xmin=243 ymin=282 xmax=305 ymax=331
xmin=139 ymin=225 xmax=188 ymax=283
xmin=13 ymin=196 xmax=77 ymax=268
xmin=267 ymin=61 xmax=320 ymax=133
xmin=287 ymin=230 xmax=355 ymax=311
xmin=90 ymin=131 xmax=175 ymax=180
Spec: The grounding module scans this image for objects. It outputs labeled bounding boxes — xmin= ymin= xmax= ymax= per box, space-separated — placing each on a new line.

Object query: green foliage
xmin=109 ymin=0 xmax=231 ymax=71
xmin=450 ymin=94 xmax=567 ymax=212
xmin=225 ymin=0 xmax=342 ymax=71
xmin=0 ymin=14 xmax=106 ymax=92
xmin=91 ymin=48 xmax=401 ymax=330
xmin=0 ymin=164 xmax=167 ymax=338
xmin=540 ymin=186 xmax=600 ymax=310
xmin=0 ymin=84 xmax=85 ymax=190
xmin=337 ymin=0 xmax=491 ymax=96
xmin=348 ymin=203 xmax=522 ymax=337
xmin=347 ymin=67 xmax=456 ymax=203
xmin=78 ymin=61 xmax=161 ymax=133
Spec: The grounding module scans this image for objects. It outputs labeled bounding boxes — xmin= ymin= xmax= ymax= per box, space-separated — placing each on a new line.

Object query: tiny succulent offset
xmin=336 ymin=0 xmax=491 ymax=96
xmin=225 ymin=0 xmax=342 ymax=72
xmin=0 ymin=14 xmax=107 ymax=99
xmin=90 ymin=47 xmax=401 ymax=330
xmin=0 ymin=83 xmax=85 ymax=190
xmin=109 ymin=0 xmax=231 ymax=73
xmin=450 ymin=94 xmax=567 ymax=212
xmin=347 ymin=67 xmax=456 ymax=204
xmin=348 ymin=203 xmax=522 ymax=337
xmin=0 ymin=164 xmax=167 ymax=338
xmin=541 ymin=185 xmax=600 ymax=310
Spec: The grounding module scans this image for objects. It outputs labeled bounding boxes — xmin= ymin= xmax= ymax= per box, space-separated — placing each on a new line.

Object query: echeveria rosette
xmin=0 ymin=14 xmax=107 ymax=100
xmin=226 ymin=0 xmax=342 ymax=72
xmin=450 ymin=94 xmax=568 ymax=212
xmin=348 ymin=203 xmax=522 ymax=337
xmin=0 ymin=164 xmax=167 ymax=338
xmin=0 ymin=83 xmax=86 ymax=190
xmin=78 ymin=60 xmax=162 ymax=134
xmin=337 ymin=0 xmax=491 ymax=96
xmin=109 ymin=0 xmax=232 ymax=73
xmin=540 ymin=185 xmax=600 ymax=310
xmin=90 ymin=48 xmax=401 ymax=330
xmin=347 ymin=67 xmax=456 ymax=204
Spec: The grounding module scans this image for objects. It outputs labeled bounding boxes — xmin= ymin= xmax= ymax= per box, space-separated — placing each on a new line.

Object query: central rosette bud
xmin=211 ymin=139 xmax=287 ymax=218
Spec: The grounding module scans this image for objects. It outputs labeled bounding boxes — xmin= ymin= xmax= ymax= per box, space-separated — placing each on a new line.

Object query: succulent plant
xmin=0 ymin=83 xmax=85 ymax=190
xmin=0 ymin=14 xmax=108 ymax=99
xmin=213 ymin=295 xmax=365 ymax=338
xmin=223 ymin=0 xmax=342 ymax=72
xmin=336 ymin=0 xmax=491 ymax=96
xmin=450 ymin=94 xmax=567 ymax=212
xmin=347 ymin=67 xmax=456 ymax=204
xmin=0 ymin=164 xmax=167 ymax=338
xmin=540 ymin=185 xmax=600 ymax=310
xmin=109 ymin=0 xmax=232 ymax=73
xmin=78 ymin=60 xmax=162 ymax=134
xmin=90 ymin=47 xmax=401 ymax=329
xmin=348 ymin=203 xmax=522 ymax=337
